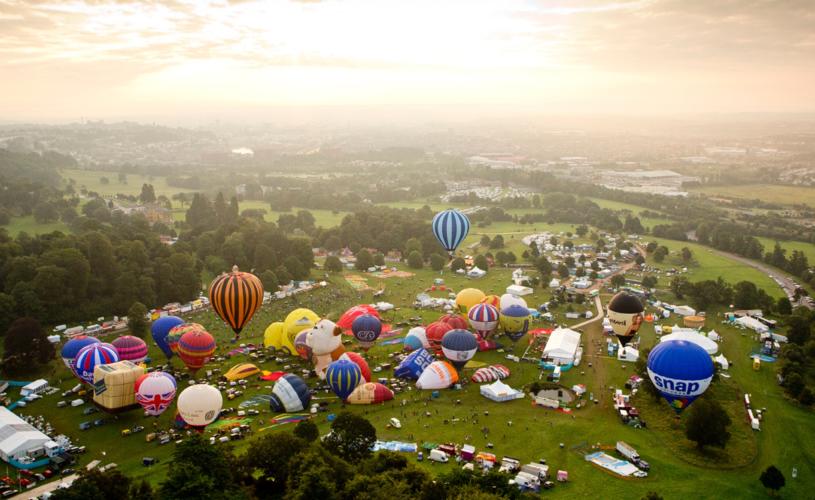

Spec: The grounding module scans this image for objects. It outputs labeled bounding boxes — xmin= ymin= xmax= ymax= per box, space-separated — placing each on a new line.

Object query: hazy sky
xmin=1 ymin=0 xmax=814 ymax=123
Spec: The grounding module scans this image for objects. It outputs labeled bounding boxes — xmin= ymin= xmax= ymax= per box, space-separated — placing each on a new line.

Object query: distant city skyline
xmin=1 ymin=0 xmax=814 ymax=123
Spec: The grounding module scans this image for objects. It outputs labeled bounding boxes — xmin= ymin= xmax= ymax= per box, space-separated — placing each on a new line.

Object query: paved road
xmin=11 ymin=475 xmax=77 ymax=499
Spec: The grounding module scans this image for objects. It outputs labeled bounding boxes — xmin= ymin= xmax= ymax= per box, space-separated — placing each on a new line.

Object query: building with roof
xmin=542 ymin=328 xmax=582 ymax=366
xmin=0 ymin=407 xmax=59 ymax=463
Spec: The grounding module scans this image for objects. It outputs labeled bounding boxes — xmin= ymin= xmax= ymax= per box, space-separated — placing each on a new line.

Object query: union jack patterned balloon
xmin=135 ymin=371 xmax=177 ymax=417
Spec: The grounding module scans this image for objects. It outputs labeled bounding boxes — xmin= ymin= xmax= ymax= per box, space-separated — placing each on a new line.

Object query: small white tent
xmin=660 ymin=331 xmax=718 ymax=355
xmin=467 ymin=267 xmax=487 ymax=278
xmin=707 ymin=330 xmax=721 ymax=342
xmin=506 ymin=284 xmax=533 ymax=296
xmin=480 ymin=380 xmax=524 ymax=402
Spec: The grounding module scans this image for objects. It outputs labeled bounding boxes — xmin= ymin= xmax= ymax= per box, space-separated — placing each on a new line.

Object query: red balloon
xmin=340 ymin=352 xmax=372 ymax=382
xmin=337 ymin=305 xmax=380 ymax=331
xmin=438 ymin=313 xmax=469 ymax=330
xmin=425 ymin=321 xmax=453 ymax=354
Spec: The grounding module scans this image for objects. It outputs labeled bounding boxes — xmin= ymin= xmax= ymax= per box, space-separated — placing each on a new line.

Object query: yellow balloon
xmin=283 ymin=308 xmax=320 ymax=343
xmin=264 ymin=322 xmax=294 ymax=354
xmin=455 ymin=288 xmax=486 ymax=314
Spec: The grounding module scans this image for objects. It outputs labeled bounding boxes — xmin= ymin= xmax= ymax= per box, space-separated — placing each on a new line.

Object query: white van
xmin=429 ymin=449 xmax=449 ymax=463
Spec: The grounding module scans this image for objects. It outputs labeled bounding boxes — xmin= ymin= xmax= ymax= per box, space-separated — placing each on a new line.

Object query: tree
xmin=646 ymin=241 xmax=658 ymax=253
xmin=797 ymin=386 xmax=814 ymax=406
xmin=322 ymin=412 xmax=376 ymax=461
xmin=159 ymin=434 xmax=244 ymax=500
xmin=2 ymin=317 xmax=55 ymax=376
xmin=670 ymin=276 xmax=692 ymax=299
xmin=641 ymin=275 xmax=658 ymax=289
xmin=576 ymin=224 xmax=588 ymax=237
xmin=776 ymin=297 xmax=792 ymax=315
xmin=324 ymin=256 xmax=343 ymax=273
xmin=51 ymin=469 xmax=137 ymax=500
xmin=786 ymin=315 xmax=811 ymax=345
xmin=684 ymin=397 xmax=732 ymax=449
xmin=653 ymin=246 xmax=669 ymax=263
xmin=641 ymin=493 xmax=664 ymax=500
xmin=759 ymin=465 xmax=785 ymax=496
xmin=535 ymin=256 xmax=552 ymax=279
xmin=0 ymin=293 xmax=16 ymax=337
xmin=355 ymin=249 xmax=373 ymax=271
xmin=373 ymin=253 xmax=385 ymax=266
xmin=681 ymin=247 xmax=693 ymax=263
xmin=489 ymin=234 xmax=504 ymax=249
xmin=404 ymin=237 xmax=422 ymax=258
xmin=139 ymin=183 xmax=156 ymax=204
xmin=450 ymin=257 xmax=465 ymax=272
xmin=293 ymin=420 xmax=319 ymax=442
xmin=474 ymin=254 xmax=489 ymax=271
xmin=430 ymin=253 xmax=445 ymax=271
xmin=610 ymin=274 xmax=626 ymax=288
xmin=243 ymin=433 xmax=306 ymax=497
xmin=260 ymin=270 xmax=279 ymax=291
xmin=557 ymin=263 xmax=570 ymax=279
xmin=127 ymin=302 xmax=148 ymax=338
xmin=480 ymin=235 xmax=491 ymax=247
xmin=407 ymin=251 xmax=423 ymax=269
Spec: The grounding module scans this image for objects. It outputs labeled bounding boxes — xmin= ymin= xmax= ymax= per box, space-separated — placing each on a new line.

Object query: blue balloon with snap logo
xmin=647 ymin=340 xmax=714 ymax=414
xmin=395 ymin=348 xmax=435 ymax=380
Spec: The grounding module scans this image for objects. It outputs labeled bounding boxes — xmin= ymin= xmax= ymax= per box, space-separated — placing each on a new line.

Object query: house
xmin=512 ymin=268 xmax=530 ymax=286
xmin=506 ymin=284 xmax=533 ymax=296
xmin=0 ymin=407 xmax=59 ymax=463
xmin=572 ymin=278 xmax=592 ymax=289
xmin=542 ymin=328 xmax=582 ymax=366
xmin=20 ymin=379 xmax=49 ymax=397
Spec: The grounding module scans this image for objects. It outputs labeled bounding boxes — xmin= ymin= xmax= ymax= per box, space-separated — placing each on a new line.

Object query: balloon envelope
xmin=208 ymin=266 xmax=264 ymax=337
xmin=395 ymin=348 xmax=435 ymax=380
xmin=270 ymin=373 xmax=311 ymax=413
xmin=284 ymin=308 xmax=320 ymax=341
xmin=264 ymin=322 xmax=294 ymax=354
xmin=61 ymin=336 xmax=100 ymax=370
xmin=468 ymin=303 xmax=500 ymax=340
xmin=441 ymin=329 xmax=478 ymax=370
xmin=337 ymin=305 xmax=380 ymax=331
xmin=177 ymin=330 xmax=216 ymax=373
xmin=404 ymin=327 xmax=429 ymax=351
xmin=135 ymin=371 xmax=177 ymax=416
xmin=347 ymin=382 xmax=394 ymax=405
xmin=111 ymin=335 xmax=148 ymax=363
xmin=455 ymin=288 xmax=485 ymax=314
xmin=480 ymin=295 xmax=501 ymax=309
xmin=294 ymin=330 xmax=312 ymax=360
xmin=167 ymin=323 xmax=204 ymax=354
xmin=500 ymin=293 xmax=527 ymax=311
xmin=607 ymin=292 xmax=645 ymax=347
xmin=432 ymin=209 xmax=470 ymax=254
xmin=351 ymin=314 xmax=382 ymax=350
xmin=177 ymin=384 xmax=223 ymax=427
xmin=438 ymin=313 xmax=469 ymax=330
xmin=74 ymin=343 xmax=119 ymax=384
xmin=151 ymin=316 xmax=184 ymax=359
xmin=416 ymin=361 xmax=459 ymax=390
xmin=339 ymin=352 xmax=372 ymax=382
xmin=647 ymin=340 xmax=714 ymax=413
xmin=500 ymin=305 xmax=531 ymax=342
xmin=425 ymin=321 xmax=453 ymax=352
xmin=326 ymin=359 xmax=363 ymax=401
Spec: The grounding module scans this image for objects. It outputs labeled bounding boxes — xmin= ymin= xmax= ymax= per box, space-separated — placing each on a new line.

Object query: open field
xmin=690 ymin=184 xmax=815 ymax=208
xmin=3 ymin=216 xmax=70 ymax=236
xmin=755 ymin=237 xmax=815 ymax=263
xmin=61 ymin=169 xmax=201 ymax=198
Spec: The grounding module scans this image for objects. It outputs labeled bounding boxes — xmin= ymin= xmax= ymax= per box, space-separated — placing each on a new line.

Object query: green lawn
xmin=4 ymin=216 xmax=70 ymax=236
xmin=62 ymin=168 xmax=200 ymax=198
xmin=755 ymin=237 xmax=815 ymax=264
xmin=690 ymin=184 xmax=815 ymax=207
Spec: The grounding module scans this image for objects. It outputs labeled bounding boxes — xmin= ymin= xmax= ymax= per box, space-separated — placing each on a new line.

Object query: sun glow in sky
xmin=1 ymin=0 xmax=814 ymax=122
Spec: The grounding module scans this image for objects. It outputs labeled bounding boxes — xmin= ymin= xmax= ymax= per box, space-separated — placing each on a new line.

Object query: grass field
xmin=62 ymin=169 xmax=201 ymax=198
xmin=3 ymin=216 xmax=70 ymax=236
xmin=12 ymin=259 xmax=814 ymax=499
xmin=755 ymin=237 xmax=815 ymax=263
xmin=690 ymin=184 xmax=815 ymax=208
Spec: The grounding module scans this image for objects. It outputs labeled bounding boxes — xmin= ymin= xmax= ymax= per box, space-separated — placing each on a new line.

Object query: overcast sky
xmin=1 ymin=0 xmax=814 ymax=123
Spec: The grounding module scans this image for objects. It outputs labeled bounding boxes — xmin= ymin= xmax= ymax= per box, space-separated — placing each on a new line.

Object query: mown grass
xmin=690 ymin=184 xmax=815 ymax=208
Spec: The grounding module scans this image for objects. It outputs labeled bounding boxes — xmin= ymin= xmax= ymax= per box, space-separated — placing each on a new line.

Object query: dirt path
xmin=571 ymin=296 xmax=611 ymax=409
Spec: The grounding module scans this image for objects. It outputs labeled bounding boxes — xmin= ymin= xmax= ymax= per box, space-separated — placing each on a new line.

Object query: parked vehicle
xmin=616 ymin=441 xmax=650 ymax=471
xmin=429 ymin=450 xmax=449 ymax=463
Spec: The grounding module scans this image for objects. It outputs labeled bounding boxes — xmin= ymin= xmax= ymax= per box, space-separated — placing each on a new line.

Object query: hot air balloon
xmin=111 ymin=335 xmax=148 ymax=363
xmin=92 ymin=360 xmax=144 ymax=414
xmin=416 ymin=361 xmax=459 ymax=390
xmin=432 ymin=209 xmax=470 ymax=257
xmin=284 ymin=308 xmax=320 ymax=342
xmin=351 ymin=314 xmax=382 ymax=351
xmin=500 ymin=293 xmax=527 ymax=311
xmin=167 ymin=323 xmax=204 ymax=354
xmin=455 ymin=288 xmax=486 ymax=314
xmin=500 ymin=304 xmax=530 ymax=342
xmin=264 ymin=322 xmax=294 ymax=354
xmin=425 ymin=321 xmax=453 ymax=354
xmin=224 ymin=363 xmax=261 ymax=381
xmin=270 ymin=373 xmax=311 ymax=413
xmin=441 ymin=329 xmax=478 ymax=371
xmin=468 ymin=303 xmax=500 ymax=340
xmin=294 ymin=330 xmax=312 ymax=360
xmin=208 ymin=265 xmax=264 ymax=341
xmin=395 ymin=348 xmax=435 ymax=380
xmin=326 ymin=359 xmax=363 ymax=401
xmin=306 ymin=319 xmax=345 ymax=380
xmin=438 ymin=313 xmax=470 ymax=330
xmin=61 ymin=336 xmax=100 ymax=370
xmin=177 ymin=384 xmax=223 ymax=427
xmin=135 ymin=371 xmax=177 ymax=416
xmin=339 ymin=352 xmax=371 ymax=382
xmin=404 ymin=327 xmax=429 ymax=351
xmin=471 ymin=365 xmax=511 ymax=383
xmin=337 ymin=305 xmax=380 ymax=331
xmin=177 ymin=330 xmax=216 ymax=373
xmin=347 ymin=382 xmax=394 ymax=405
xmin=647 ymin=340 xmax=714 ymax=414
xmin=607 ymin=292 xmax=645 ymax=348
xmin=480 ymin=295 xmax=501 ymax=309
xmin=73 ymin=343 xmax=119 ymax=384
xmin=151 ymin=316 xmax=184 ymax=360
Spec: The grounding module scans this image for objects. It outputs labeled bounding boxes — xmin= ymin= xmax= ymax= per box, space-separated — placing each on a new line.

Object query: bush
xmin=407 ymin=251 xmax=423 ymax=269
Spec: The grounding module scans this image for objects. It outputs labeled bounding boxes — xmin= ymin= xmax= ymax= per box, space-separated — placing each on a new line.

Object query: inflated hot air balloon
xmin=480 ymin=295 xmax=501 ymax=309
xmin=438 ymin=313 xmax=470 ymax=330
xmin=500 ymin=305 xmax=530 ymax=342
xmin=111 ymin=335 xmax=148 ymax=363
xmin=607 ymin=292 xmax=645 ymax=348
xmin=441 ymin=329 xmax=478 ymax=371
xmin=61 ymin=335 xmax=100 ymax=370
xmin=264 ymin=322 xmax=295 ymax=355
xmin=270 ymin=373 xmax=311 ymax=413
xmin=73 ymin=343 xmax=119 ymax=384
xmin=294 ymin=331 xmax=312 ymax=360
xmin=468 ymin=303 xmax=500 ymax=340
xmin=432 ymin=209 xmax=470 ymax=257
xmin=151 ymin=316 xmax=184 ymax=360
xmin=337 ymin=305 xmax=380 ymax=331
xmin=351 ymin=314 xmax=382 ymax=351
xmin=500 ymin=293 xmax=527 ymax=311
xmin=471 ymin=365 xmax=510 ymax=383
xmin=347 ymin=382 xmax=394 ymax=405
xmin=135 ymin=371 xmax=177 ymax=417
xmin=425 ymin=321 xmax=453 ymax=353
xmin=404 ymin=327 xmax=429 ymax=351
xmin=326 ymin=359 xmax=363 ymax=401
xmin=455 ymin=288 xmax=486 ymax=314
xmin=177 ymin=384 xmax=222 ymax=427
xmin=167 ymin=323 xmax=204 ymax=354
xmin=416 ymin=361 xmax=459 ymax=390
xmin=177 ymin=330 xmax=216 ymax=373
xmin=395 ymin=348 xmax=436 ymax=380
xmin=208 ymin=265 xmax=264 ymax=341
xmin=339 ymin=352 xmax=371 ymax=382
xmin=284 ymin=308 xmax=320 ymax=342
xmin=647 ymin=340 xmax=714 ymax=414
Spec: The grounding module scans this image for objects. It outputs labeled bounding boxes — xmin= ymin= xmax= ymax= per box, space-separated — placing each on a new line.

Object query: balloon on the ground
xmin=294 ymin=330 xmax=312 ymax=360
xmin=326 ymin=359 xmax=363 ymax=401
xmin=347 ymin=382 xmax=394 ymax=405
xmin=395 ymin=348 xmax=435 ymax=380
xmin=92 ymin=360 xmax=144 ymax=413
xmin=74 ymin=343 xmax=119 ymax=384
xmin=264 ymin=322 xmax=295 ymax=354
xmin=607 ymin=292 xmax=645 ymax=347
xmin=339 ymin=352 xmax=371 ymax=382
xmin=471 ymin=365 xmax=511 ymax=383
xmin=480 ymin=295 xmax=501 ymax=309
xmin=404 ymin=327 xmax=429 ymax=351
xmin=500 ymin=304 xmax=531 ymax=342
xmin=432 ymin=209 xmax=470 ymax=256
xmin=468 ymin=303 xmax=500 ymax=340
xmin=351 ymin=314 xmax=382 ymax=350
xmin=224 ymin=363 xmax=260 ymax=381
xmin=61 ymin=336 xmax=100 ymax=370
xmin=177 ymin=384 xmax=223 ymax=427
xmin=647 ymin=340 xmax=714 ymax=414
xmin=438 ymin=313 xmax=469 ymax=330
xmin=151 ymin=316 xmax=184 ymax=359
xmin=111 ymin=335 xmax=148 ymax=363
xmin=337 ymin=305 xmax=380 ymax=331
xmin=135 ymin=371 xmax=177 ymax=416
xmin=416 ymin=361 xmax=459 ymax=390
xmin=177 ymin=329 xmax=216 ymax=373
xmin=306 ymin=319 xmax=345 ymax=379
xmin=284 ymin=308 xmax=320 ymax=343
xmin=208 ymin=265 xmax=264 ymax=340
xmin=500 ymin=293 xmax=528 ymax=311
xmin=441 ymin=329 xmax=478 ymax=371
xmin=270 ymin=373 xmax=311 ymax=413
xmin=456 ymin=288 xmax=485 ymax=314
xmin=425 ymin=321 xmax=453 ymax=353
xmin=167 ymin=323 xmax=204 ymax=354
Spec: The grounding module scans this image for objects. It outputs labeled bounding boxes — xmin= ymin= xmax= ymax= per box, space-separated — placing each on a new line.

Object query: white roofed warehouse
xmin=0 ymin=407 xmax=56 ymax=462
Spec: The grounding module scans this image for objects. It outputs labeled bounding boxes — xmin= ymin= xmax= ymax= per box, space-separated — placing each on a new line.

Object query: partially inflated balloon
xmin=607 ymin=292 xmax=645 ymax=348
xmin=151 ymin=316 xmax=184 ymax=359
xmin=208 ymin=265 xmax=264 ymax=340
xmin=284 ymin=309 xmax=320 ymax=343
xmin=61 ymin=336 xmax=100 ymax=370
xmin=404 ymin=327 xmax=429 ymax=351
xmin=339 ymin=352 xmax=371 ymax=382
xmin=480 ymin=295 xmax=501 ymax=309
xmin=438 ymin=313 xmax=469 ymax=330
xmin=112 ymin=335 xmax=148 ymax=363
xmin=647 ymin=340 xmax=714 ymax=414
xmin=326 ymin=359 xmax=363 ymax=401
xmin=432 ymin=209 xmax=470 ymax=256
xmin=294 ymin=330 xmax=312 ymax=360
xmin=270 ymin=373 xmax=311 ymax=413
xmin=500 ymin=293 xmax=527 ymax=311
xmin=425 ymin=321 xmax=453 ymax=353
xmin=468 ymin=303 xmax=500 ymax=340
xmin=352 ymin=314 xmax=382 ymax=351
xmin=337 ymin=305 xmax=380 ymax=331
xmin=395 ymin=348 xmax=435 ymax=380
xmin=177 ymin=330 xmax=216 ymax=373
xmin=441 ymin=329 xmax=478 ymax=371
xmin=347 ymin=382 xmax=394 ymax=405
xmin=416 ymin=361 xmax=459 ymax=390
xmin=177 ymin=384 xmax=222 ymax=427
xmin=264 ymin=322 xmax=294 ymax=354
xmin=456 ymin=288 xmax=485 ymax=314
xmin=135 ymin=371 xmax=177 ymax=417
xmin=500 ymin=305 xmax=530 ymax=342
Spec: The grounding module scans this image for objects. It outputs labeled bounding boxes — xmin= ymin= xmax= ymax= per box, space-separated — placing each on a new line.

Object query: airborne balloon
xmin=432 ymin=209 xmax=470 ymax=256
xmin=337 ymin=305 xmax=380 ymax=331
xmin=607 ymin=292 xmax=645 ymax=348
xmin=208 ymin=265 xmax=264 ymax=341
xmin=500 ymin=293 xmax=527 ymax=311
xmin=647 ymin=340 xmax=714 ymax=414
xmin=150 ymin=316 xmax=184 ymax=360
xmin=167 ymin=323 xmax=204 ymax=354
